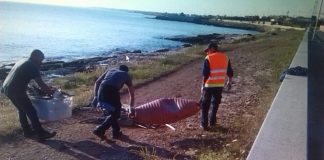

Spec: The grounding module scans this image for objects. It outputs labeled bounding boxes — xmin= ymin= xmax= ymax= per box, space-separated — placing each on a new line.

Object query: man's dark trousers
xmin=100 ymin=108 xmax=121 ymax=136
xmin=6 ymin=92 xmax=44 ymax=134
xmin=201 ymin=87 xmax=223 ymax=127
xmin=97 ymin=85 xmax=122 ymax=136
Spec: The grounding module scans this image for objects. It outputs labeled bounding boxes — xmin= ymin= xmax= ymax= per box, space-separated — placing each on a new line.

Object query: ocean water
xmin=0 ymin=2 xmax=258 ymax=65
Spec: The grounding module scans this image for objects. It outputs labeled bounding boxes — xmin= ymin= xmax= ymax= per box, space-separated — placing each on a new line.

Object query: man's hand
xmin=34 ymin=77 xmax=54 ymax=95
xmin=128 ymin=105 xmax=135 ymax=118
xmin=225 ymin=79 xmax=232 ymax=91
xmin=91 ymin=97 xmax=98 ymax=108
xmin=89 ymin=106 xmax=101 ymax=113
xmin=89 ymin=98 xmax=101 ymax=113
xmin=44 ymin=86 xmax=54 ymax=95
xmin=128 ymin=105 xmax=133 ymax=113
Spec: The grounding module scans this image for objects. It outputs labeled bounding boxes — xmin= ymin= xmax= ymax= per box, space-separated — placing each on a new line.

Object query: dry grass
xmin=196 ymin=29 xmax=304 ymax=159
xmin=0 ymin=94 xmax=21 ymax=143
xmin=136 ymin=146 xmax=158 ymax=160
xmin=198 ymin=149 xmax=233 ymax=160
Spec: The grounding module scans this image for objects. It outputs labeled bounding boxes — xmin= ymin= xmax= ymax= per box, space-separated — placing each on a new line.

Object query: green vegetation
xmin=53 ymin=68 xmax=105 ymax=89
xmin=52 ymin=45 xmax=205 ymax=107
xmin=130 ymin=46 xmax=204 ymax=85
xmin=268 ymin=31 xmax=304 ymax=80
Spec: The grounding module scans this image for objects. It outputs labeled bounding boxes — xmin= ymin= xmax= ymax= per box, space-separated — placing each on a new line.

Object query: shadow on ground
xmin=44 ymin=134 xmax=194 ymax=160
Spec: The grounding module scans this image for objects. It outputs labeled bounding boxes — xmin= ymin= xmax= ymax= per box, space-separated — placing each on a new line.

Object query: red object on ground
xmin=129 ymin=98 xmax=200 ymax=125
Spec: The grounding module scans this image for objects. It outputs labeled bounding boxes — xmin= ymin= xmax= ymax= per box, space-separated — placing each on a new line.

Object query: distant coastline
xmin=156 ymin=16 xmax=263 ymax=32
xmin=139 ymin=12 xmax=265 ymax=32
xmin=136 ymin=10 xmax=310 ymax=31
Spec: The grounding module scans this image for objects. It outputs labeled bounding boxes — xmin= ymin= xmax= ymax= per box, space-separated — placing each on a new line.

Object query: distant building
xmin=270 ymin=19 xmax=277 ymax=25
xmin=320 ymin=25 xmax=324 ymax=31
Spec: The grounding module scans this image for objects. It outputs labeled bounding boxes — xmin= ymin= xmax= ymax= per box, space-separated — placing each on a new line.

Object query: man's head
xmin=29 ymin=49 xmax=45 ymax=65
xmin=204 ymin=42 xmax=218 ymax=53
xmin=119 ymin=65 xmax=129 ymax=72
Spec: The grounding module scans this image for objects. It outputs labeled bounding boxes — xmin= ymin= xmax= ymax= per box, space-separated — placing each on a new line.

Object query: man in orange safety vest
xmin=200 ymin=42 xmax=233 ymax=131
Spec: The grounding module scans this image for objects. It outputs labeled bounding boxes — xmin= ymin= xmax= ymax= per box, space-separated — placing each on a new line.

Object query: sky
xmin=2 ymin=0 xmax=319 ymax=17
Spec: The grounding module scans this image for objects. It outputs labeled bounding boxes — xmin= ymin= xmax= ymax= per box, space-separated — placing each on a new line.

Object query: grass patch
xmin=198 ymin=149 xmax=234 ymax=160
xmin=136 ymin=146 xmax=158 ymax=160
xmin=0 ymin=94 xmax=21 ymax=144
xmin=52 ymin=45 xmax=205 ymax=108
xmin=54 ymin=68 xmax=105 ymax=89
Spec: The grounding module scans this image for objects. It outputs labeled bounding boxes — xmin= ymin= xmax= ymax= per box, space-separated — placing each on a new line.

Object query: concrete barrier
xmin=247 ymin=31 xmax=308 ymax=160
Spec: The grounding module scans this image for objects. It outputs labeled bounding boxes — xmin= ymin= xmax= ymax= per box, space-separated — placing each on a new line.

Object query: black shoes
xmin=23 ymin=130 xmax=36 ymax=138
xmin=92 ymin=126 xmax=123 ymax=140
xmin=92 ymin=127 xmax=106 ymax=140
xmin=200 ymin=125 xmax=210 ymax=131
xmin=37 ymin=131 xmax=57 ymax=141
xmin=24 ymin=129 xmax=56 ymax=140
xmin=210 ymin=122 xmax=216 ymax=127
xmin=23 ymin=127 xmax=35 ymax=138
xmin=210 ymin=119 xmax=217 ymax=127
xmin=112 ymin=131 xmax=123 ymax=139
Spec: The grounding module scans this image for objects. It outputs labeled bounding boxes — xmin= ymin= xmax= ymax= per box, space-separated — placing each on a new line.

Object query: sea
xmin=0 ymin=2 xmax=258 ymax=65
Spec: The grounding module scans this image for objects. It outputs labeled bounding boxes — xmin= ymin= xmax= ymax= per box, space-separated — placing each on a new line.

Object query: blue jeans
xmin=201 ymin=87 xmax=223 ymax=127
xmin=96 ymin=85 xmax=122 ymax=136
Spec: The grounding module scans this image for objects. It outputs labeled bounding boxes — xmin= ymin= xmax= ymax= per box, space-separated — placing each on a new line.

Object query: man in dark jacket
xmin=92 ymin=65 xmax=135 ymax=139
xmin=1 ymin=49 xmax=56 ymax=140
xmin=200 ymin=42 xmax=233 ymax=131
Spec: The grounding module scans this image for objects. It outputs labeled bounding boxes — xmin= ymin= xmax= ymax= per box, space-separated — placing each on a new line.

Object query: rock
xmin=154 ymin=48 xmax=170 ymax=52
xmin=41 ymin=61 xmax=65 ymax=70
xmin=0 ymin=68 xmax=9 ymax=80
xmin=185 ymin=149 xmax=198 ymax=156
xmin=166 ymin=33 xmax=224 ymax=44
xmin=182 ymin=43 xmax=192 ymax=47
xmin=130 ymin=50 xmax=141 ymax=53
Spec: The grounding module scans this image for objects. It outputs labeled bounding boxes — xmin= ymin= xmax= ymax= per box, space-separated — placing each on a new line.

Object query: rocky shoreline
xmin=0 ymin=33 xmax=255 ymax=81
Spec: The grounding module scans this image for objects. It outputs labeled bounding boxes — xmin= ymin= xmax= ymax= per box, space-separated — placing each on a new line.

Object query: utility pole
xmin=313 ymin=0 xmax=319 ymax=16
xmin=313 ymin=0 xmax=324 ymax=40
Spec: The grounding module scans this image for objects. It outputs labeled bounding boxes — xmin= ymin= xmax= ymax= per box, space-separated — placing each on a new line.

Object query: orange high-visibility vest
xmin=204 ymin=52 xmax=228 ymax=87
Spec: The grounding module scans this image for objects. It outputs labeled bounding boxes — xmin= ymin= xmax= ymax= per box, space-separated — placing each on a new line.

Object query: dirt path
xmin=0 ymin=38 xmax=275 ymax=160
